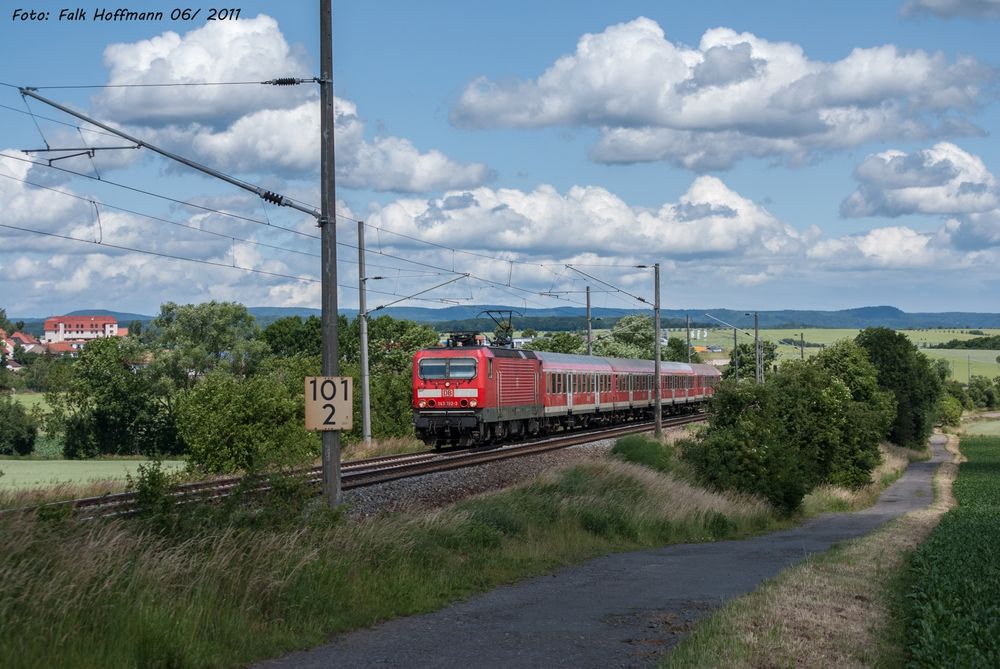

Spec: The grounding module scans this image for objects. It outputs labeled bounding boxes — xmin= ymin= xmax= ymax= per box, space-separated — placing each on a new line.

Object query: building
xmin=43 ymin=315 xmax=123 ymax=343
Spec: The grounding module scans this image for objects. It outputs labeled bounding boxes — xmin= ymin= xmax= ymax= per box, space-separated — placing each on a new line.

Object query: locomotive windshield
xmin=419 ymin=357 xmax=477 ymax=380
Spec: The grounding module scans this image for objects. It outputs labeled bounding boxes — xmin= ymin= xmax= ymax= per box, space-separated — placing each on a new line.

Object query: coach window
xmin=488 ymin=359 xmax=493 ymax=378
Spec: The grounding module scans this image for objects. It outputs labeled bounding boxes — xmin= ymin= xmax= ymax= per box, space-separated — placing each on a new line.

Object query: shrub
xmin=611 ymin=435 xmax=673 ymax=472
xmin=937 ymin=395 xmax=962 ymax=427
xmin=0 ymin=396 xmax=37 ymax=455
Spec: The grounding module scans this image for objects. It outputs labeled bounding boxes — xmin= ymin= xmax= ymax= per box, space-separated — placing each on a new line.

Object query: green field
xmin=966 ymin=420 xmax=1000 ymax=436
xmin=7 ymin=392 xmax=50 ymax=413
xmin=659 ymin=327 xmax=1000 ymax=379
xmin=0 ymin=460 xmax=185 ymax=491
xmin=902 ymin=435 xmax=1000 ymax=666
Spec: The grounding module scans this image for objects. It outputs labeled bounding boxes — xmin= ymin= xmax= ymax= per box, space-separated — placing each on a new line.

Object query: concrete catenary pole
xmin=754 ymin=311 xmax=762 ymax=385
xmin=654 ymin=263 xmax=662 ymax=440
xmin=586 ymin=285 xmax=593 ymax=356
xmin=358 ymin=220 xmax=372 ymax=445
xmin=733 ymin=328 xmax=739 ymax=381
xmin=686 ymin=314 xmax=691 ymax=363
xmin=319 ymin=0 xmax=342 ymax=506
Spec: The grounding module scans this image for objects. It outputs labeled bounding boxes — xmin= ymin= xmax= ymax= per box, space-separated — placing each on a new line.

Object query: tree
xmin=177 ymin=368 xmax=319 ymax=474
xmin=0 ymin=308 xmax=14 ymax=333
xmin=0 ymin=396 xmax=37 ymax=455
xmin=521 ymin=327 xmax=538 ymax=338
xmin=593 ymin=314 xmax=654 ymax=359
xmin=722 ymin=341 xmax=777 ymax=380
xmin=51 ymin=337 xmax=181 ymax=458
xmin=663 ymin=336 xmax=702 ymax=363
xmin=262 ymin=315 xmax=322 ymax=357
xmin=144 ymin=301 xmax=265 ymax=385
xmin=856 ymin=327 xmax=942 ymax=449
xmin=526 ymin=332 xmax=584 ymax=354
xmin=967 ymin=375 xmax=999 ymax=409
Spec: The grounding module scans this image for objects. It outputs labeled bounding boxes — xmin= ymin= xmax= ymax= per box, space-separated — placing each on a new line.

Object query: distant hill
xmin=13 ymin=305 xmax=1000 ymax=333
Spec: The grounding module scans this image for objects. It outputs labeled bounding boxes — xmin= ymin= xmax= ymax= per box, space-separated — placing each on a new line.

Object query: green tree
xmin=0 ymin=307 xmax=14 ymax=333
xmin=593 ymin=314 xmax=654 ymax=359
xmin=0 ymin=396 xmax=37 ymax=455
xmin=967 ymin=375 xmax=999 ymax=409
xmin=937 ymin=395 xmax=962 ymax=426
xmin=263 ymin=315 xmax=322 ymax=357
xmin=663 ymin=336 xmax=702 ymax=363
xmin=855 ymin=327 xmax=942 ymax=449
xmin=177 ymin=369 xmax=319 ymax=474
xmin=722 ymin=341 xmax=777 ymax=380
xmin=521 ymin=327 xmax=538 ymax=338
xmin=527 ymin=331 xmax=585 ymax=354
xmin=52 ymin=337 xmax=181 ymax=458
xmin=144 ymin=301 xmax=265 ymax=385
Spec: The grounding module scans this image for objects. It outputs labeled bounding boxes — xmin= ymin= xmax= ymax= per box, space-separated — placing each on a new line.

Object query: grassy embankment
xmin=659 ymin=432 xmax=960 ymax=669
xmin=0 ymin=435 xmax=782 ymax=669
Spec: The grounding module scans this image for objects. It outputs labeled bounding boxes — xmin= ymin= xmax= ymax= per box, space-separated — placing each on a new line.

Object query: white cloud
xmin=902 ymin=0 xmax=1000 ymax=18
xmin=807 ymin=226 xmax=940 ymax=268
xmin=96 ymin=15 xmax=311 ymax=126
xmin=452 ymin=18 xmax=994 ymax=169
xmin=841 ymin=143 xmax=999 ymax=217
xmin=367 ymin=175 xmax=801 ymax=260
xmin=91 ymin=17 xmax=491 ymax=193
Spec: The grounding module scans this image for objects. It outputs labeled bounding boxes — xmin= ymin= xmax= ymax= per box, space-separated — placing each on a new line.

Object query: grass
xmin=6 ymin=392 xmax=51 ymax=413
xmin=799 ymin=442 xmax=912 ymax=515
xmin=900 ymin=435 xmax=1000 ymax=667
xmin=611 ymin=434 xmax=674 ymax=473
xmin=660 ymin=434 xmax=960 ymax=669
xmin=0 ymin=459 xmax=186 ymax=492
xmin=918 ymin=348 xmax=1000 ymax=382
xmin=0 ymin=459 xmax=783 ymax=669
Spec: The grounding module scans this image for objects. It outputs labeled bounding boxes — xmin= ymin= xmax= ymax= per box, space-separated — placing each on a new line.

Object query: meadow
xmin=0 ymin=459 xmax=186 ymax=491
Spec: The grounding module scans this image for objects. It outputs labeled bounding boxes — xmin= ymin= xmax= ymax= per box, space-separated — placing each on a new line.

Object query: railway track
xmin=13 ymin=414 xmax=706 ymax=520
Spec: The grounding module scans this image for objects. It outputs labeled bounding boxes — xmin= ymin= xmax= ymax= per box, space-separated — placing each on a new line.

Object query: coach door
xmin=566 ymin=372 xmax=573 ymax=411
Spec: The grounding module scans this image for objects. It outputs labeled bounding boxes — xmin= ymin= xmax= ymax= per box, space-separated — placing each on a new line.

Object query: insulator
xmin=261 ymin=191 xmax=283 ymax=205
xmin=268 ymin=78 xmax=300 ymax=86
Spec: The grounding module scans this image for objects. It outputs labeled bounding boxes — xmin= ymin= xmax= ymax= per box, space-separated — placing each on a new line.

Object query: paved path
xmin=258 ymin=435 xmax=948 ymax=669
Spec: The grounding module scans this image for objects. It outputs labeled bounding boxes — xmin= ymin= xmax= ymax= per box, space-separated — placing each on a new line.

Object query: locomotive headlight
xmin=469 ymin=399 xmax=478 ymax=407
xmin=418 ymin=400 xmax=427 ymax=408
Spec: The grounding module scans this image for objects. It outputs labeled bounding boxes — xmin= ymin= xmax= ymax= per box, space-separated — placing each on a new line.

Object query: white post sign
xmin=305 ymin=376 xmax=353 ymax=431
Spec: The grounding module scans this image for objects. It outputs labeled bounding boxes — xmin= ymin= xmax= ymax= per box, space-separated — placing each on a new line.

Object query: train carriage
xmin=413 ymin=343 xmax=721 ymax=447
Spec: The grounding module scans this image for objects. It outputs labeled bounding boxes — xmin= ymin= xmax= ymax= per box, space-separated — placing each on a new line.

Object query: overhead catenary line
xmin=565 ymin=264 xmax=650 ymax=307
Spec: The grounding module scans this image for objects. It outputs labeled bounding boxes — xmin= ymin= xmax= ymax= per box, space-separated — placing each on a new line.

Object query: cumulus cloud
xmin=96 ymin=15 xmax=311 ymax=126
xmin=902 ymin=0 xmax=1000 ymax=18
xmin=366 ymin=176 xmax=803 ymax=263
xmin=91 ymin=15 xmax=490 ymax=192
xmin=452 ymin=18 xmax=994 ymax=169
xmin=807 ymin=226 xmax=941 ymax=268
xmin=841 ymin=143 xmax=999 ymax=217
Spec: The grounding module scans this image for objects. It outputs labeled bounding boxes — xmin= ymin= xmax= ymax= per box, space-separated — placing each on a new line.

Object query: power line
xmin=0 ymin=220 xmax=320 ymax=283
xmin=0 ymin=102 xmax=133 ymax=142
xmin=565 ymin=264 xmax=649 ymax=307
xmin=30 ymin=80 xmax=285 ymax=90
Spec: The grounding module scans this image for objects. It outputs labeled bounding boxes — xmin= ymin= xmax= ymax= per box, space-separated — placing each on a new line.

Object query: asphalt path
xmin=258 ymin=435 xmax=948 ymax=669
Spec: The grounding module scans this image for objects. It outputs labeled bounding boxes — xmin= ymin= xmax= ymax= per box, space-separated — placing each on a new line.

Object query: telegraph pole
xmin=733 ymin=328 xmax=739 ymax=381
xmin=586 ymin=285 xmax=593 ymax=356
xmin=319 ymin=0 xmax=342 ymax=506
xmin=358 ymin=221 xmax=372 ymax=445
xmin=653 ymin=263 xmax=662 ymax=440
xmin=800 ymin=332 xmax=805 ymax=360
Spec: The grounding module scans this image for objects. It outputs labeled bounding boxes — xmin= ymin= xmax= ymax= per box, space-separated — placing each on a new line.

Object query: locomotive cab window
xmin=418 ymin=358 xmax=477 ymax=380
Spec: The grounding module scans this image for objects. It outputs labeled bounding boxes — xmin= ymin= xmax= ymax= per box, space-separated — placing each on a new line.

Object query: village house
xmin=43 ymin=315 xmax=128 ymax=344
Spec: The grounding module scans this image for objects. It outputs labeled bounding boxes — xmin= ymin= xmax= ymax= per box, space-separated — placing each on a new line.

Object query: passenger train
xmin=412 ymin=342 xmax=721 ymax=447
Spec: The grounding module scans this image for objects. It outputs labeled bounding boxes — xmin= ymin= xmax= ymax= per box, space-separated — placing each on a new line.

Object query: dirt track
xmin=257 ymin=435 xmax=948 ymax=669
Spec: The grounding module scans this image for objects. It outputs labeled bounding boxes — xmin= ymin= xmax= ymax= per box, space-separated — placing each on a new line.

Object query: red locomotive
xmin=412 ymin=340 xmax=721 ymax=447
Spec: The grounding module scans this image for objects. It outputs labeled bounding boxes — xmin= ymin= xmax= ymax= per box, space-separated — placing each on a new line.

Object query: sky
xmin=0 ymin=0 xmax=998 ymax=318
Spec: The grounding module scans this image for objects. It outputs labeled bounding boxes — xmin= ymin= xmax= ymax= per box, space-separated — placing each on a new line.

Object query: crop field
xmin=0 ymin=460 xmax=185 ymax=491
xmin=919 ymin=349 xmax=1000 ymax=382
xmin=902 ymin=435 xmax=1000 ymax=667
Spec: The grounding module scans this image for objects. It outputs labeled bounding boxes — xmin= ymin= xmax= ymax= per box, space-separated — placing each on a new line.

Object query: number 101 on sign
xmin=305 ymin=377 xmax=353 ymax=431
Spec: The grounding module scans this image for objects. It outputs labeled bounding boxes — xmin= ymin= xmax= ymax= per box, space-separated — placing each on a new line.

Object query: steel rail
xmin=9 ymin=414 xmax=706 ymax=520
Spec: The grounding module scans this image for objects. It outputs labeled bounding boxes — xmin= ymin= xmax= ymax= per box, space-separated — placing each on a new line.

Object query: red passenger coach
xmin=413 ymin=344 xmax=721 ymax=447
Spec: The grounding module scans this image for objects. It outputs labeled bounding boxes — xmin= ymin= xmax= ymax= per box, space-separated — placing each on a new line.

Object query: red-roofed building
xmin=44 ymin=315 xmax=122 ymax=343
xmin=0 ymin=329 xmax=12 ymax=357
xmin=46 ymin=341 xmax=87 ymax=357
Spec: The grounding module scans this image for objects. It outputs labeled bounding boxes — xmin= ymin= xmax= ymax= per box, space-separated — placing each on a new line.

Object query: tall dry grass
xmin=0 ymin=457 xmax=782 ymax=669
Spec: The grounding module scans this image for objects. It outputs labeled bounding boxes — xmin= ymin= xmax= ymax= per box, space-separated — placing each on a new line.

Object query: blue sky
xmin=1 ymin=0 xmax=998 ymax=317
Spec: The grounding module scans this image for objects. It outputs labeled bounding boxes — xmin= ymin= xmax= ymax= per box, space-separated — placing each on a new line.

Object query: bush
xmin=937 ymin=395 xmax=962 ymax=427
xmin=0 ymin=396 xmax=37 ymax=455
xmin=177 ymin=370 xmax=320 ymax=474
xmin=611 ymin=435 xmax=673 ymax=472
